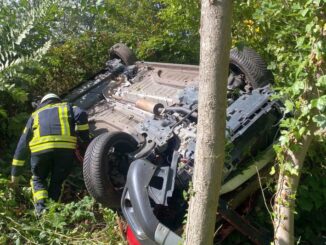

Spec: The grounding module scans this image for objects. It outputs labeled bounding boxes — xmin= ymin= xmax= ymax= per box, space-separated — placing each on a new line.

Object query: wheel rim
xmin=228 ymin=63 xmax=247 ymax=91
xmin=105 ymin=140 xmax=137 ymax=190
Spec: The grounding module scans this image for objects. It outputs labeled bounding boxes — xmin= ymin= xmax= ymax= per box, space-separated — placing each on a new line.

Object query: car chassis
xmin=65 ymin=44 xmax=283 ymax=245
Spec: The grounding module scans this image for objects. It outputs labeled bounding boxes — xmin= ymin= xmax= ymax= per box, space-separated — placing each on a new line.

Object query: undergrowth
xmin=0 ymin=164 xmax=126 ymax=244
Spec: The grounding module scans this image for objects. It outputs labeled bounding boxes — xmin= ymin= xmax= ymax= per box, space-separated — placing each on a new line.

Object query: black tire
xmin=229 ymin=47 xmax=274 ymax=89
xmin=109 ymin=43 xmax=137 ymax=66
xmin=83 ymin=132 xmax=138 ymax=207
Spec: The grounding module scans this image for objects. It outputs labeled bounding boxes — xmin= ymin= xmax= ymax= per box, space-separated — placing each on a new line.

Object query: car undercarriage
xmin=66 ymin=43 xmax=283 ymax=245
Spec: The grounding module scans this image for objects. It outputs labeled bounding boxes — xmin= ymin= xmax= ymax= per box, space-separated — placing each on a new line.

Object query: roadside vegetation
xmin=0 ymin=0 xmax=325 ymax=244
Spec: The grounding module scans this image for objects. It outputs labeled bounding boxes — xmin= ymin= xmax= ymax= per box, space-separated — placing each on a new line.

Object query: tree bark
xmin=273 ymin=131 xmax=314 ymax=245
xmin=185 ymin=1 xmax=233 ymax=244
xmin=273 ymin=26 xmax=323 ymax=242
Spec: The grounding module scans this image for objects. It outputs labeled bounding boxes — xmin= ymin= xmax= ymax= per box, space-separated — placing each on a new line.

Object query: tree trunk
xmin=184 ymin=1 xmax=233 ymax=244
xmin=273 ymin=131 xmax=314 ymax=245
xmin=274 ymin=73 xmax=320 ymax=244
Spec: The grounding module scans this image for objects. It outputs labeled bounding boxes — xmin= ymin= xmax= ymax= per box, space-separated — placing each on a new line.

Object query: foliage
xmin=137 ymin=0 xmax=200 ymax=63
xmin=94 ymin=0 xmax=201 ymax=63
xmin=0 ymin=164 xmax=124 ymax=244
xmin=0 ymin=1 xmax=117 ymax=152
xmin=231 ymin=0 xmax=325 ymax=242
xmin=0 ymin=0 xmax=58 ymax=152
xmin=29 ymin=31 xmax=114 ymax=97
xmin=296 ymin=168 xmax=326 ymax=244
xmin=0 ymin=0 xmax=56 ymax=103
xmin=0 ymin=0 xmax=325 ymax=243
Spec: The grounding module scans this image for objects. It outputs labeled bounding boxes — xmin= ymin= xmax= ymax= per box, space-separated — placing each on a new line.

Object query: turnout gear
xmin=11 ymin=96 xmax=90 ymax=214
xmin=11 ymin=175 xmax=20 ymax=185
xmin=10 ymin=175 xmax=20 ymax=190
xmin=30 ymin=150 xmax=74 ymax=210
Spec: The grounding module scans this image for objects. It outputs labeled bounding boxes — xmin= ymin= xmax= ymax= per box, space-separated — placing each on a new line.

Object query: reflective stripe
xmin=58 ymin=104 xmax=70 ymax=136
xmin=30 ymin=177 xmax=34 ymax=192
xmin=76 ymin=124 xmax=89 ymax=131
xmin=58 ymin=106 xmax=66 ymax=135
xmin=30 ymin=141 xmax=76 ymax=153
xmin=32 ymin=102 xmax=65 ymax=116
xmin=33 ymin=112 xmax=40 ymax=139
xmin=32 ymin=102 xmax=68 ymax=121
xmin=30 ymin=102 xmax=75 ymax=152
xmin=58 ymin=106 xmax=64 ymax=135
xmin=30 ymin=135 xmax=77 ymax=146
xmin=12 ymin=159 xmax=25 ymax=166
xmin=63 ymin=105 xmax=70 ymax=136
xmin=33 ymin=190 xmax=48 ymax=202
xmin=30 ymin=177 xmax=48 ymax=202
xmin=23 ymin=127 xmax=27 ymax=134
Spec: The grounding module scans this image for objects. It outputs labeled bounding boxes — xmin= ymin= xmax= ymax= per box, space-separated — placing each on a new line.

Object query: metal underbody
xmin=67 ymin=58 xmax=282 ymax=245
xmin=67 ymin=61 xmax=199 ymax=135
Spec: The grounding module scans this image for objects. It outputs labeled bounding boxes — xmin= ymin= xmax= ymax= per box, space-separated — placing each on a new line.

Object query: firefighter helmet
xmin=40 ymin=93 xmax=61 ymax=104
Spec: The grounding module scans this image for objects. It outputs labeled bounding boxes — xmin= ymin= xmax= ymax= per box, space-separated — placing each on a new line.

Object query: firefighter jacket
xmin=11 ymin=100 xmax=90 ymax=176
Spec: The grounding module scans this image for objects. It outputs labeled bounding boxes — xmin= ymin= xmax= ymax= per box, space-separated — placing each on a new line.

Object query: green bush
xmin=29 ymin=32 xmax=115 ymax=97
xmin=0 ymin=176 xmax=124 ymax=244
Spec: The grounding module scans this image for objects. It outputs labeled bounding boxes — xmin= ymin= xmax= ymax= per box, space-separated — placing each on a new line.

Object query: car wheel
xmin=83 ymin=131 xmax=138 ymax=207
xmin=228 ymin=47 xmax=274 ymax=90
xmin=109 ymin=43 xmax=137 ymax=66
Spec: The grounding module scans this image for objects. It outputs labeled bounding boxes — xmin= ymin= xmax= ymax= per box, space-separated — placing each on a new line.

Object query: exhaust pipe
xmin=135 ymin=99 xmax=164 ymax=116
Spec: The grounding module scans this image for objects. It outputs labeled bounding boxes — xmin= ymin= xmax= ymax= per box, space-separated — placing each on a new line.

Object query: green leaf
xmin=300 ymin=8 xmax=309 ymax=17
xmin=0 ymin=108 xmax=7 ymax=118
xmin=299 ymin=127 xmax=306 ymax=136
xmin=269 ymin=166 xmax=276 ymax=175
xmin=305 ymin=21 xmax=314 ymax=33
xmin=15 ymin=238 xmax=21 ymax=245
xmin=292 ymin=80 xmax=305 ymax=94
xmin=296 ymin=36 xmax=306 ymax=48
xmin=313 ymin=114 xmax=326 ymax=128
xmin=284 ymin=100 xmax=294 ymax=113
xmin=316 ymin=95 xmax=326 ymax=111
xmin=317 ymin=75 xmax=326 ymax=88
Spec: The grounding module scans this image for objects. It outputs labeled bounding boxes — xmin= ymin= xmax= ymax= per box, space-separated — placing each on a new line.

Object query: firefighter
xmin=10 ymin=93 xmax=90 ymax=215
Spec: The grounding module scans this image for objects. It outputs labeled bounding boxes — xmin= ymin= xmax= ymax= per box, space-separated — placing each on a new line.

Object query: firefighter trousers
xmin=30 ymin=149 xmax=74 ymax=212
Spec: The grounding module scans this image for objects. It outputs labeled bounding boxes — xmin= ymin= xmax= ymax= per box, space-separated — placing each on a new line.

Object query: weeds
xmin=0 ymin=171 xmax=125 ymax=244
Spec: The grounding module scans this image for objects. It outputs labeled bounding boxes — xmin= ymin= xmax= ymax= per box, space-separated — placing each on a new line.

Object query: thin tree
xmin=273 ymin=3 xmax=325 ymax=244
xmin=185 ymin=1 xmax=233 ymax=244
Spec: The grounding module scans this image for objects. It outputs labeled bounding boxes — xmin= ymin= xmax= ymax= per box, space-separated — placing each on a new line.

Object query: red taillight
xmin=126 ymin=225 xmax=141 ymax=245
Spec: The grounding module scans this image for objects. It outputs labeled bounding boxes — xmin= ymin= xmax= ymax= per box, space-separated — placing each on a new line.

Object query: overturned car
xmin=65 ymin=44 xmax=282 ymax=245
